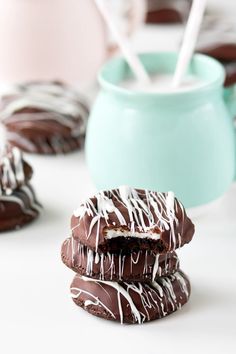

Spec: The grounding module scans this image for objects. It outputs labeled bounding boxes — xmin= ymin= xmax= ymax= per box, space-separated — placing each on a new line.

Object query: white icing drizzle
xmin=174 ymin=271 xmax=189 ymax=297
xmin=159 ymin=277 xmax=176 ymax=310
xmin=18 ymin=185 xmax=41 ymax=214
xmin=166 ymin=191 xmax=178 ymax=250
xmin=152 ymin=254 xmax=160 ymax=281
xmin=73 ymin=186 xmax=185 ymax=252
xmin=71 ymin=271 xmax=189 ymax=324
xmin=0 ymin=147 xmax=25 ymax=195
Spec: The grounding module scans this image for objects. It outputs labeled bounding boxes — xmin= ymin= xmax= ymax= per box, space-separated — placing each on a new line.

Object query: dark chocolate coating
xmin=146 ymin=9 xmax=182 ymax=24
xmin=71 ymin=188 xmax=195 ymax=254
xmin=200 ymin=44 xmax=236 ymax=62
xmin=70 ymin=270 xmax=191 ymax=324
xmin=7 ymin=133 xmax=84 ymax=155
xmin=0 ymin=184 xmax=41 ymax=232
xmin=61 ymin=237 xmax=180 ymax=281
xmin=1 ymin=81 xmax=89 ymax=155
xmin=145 ymin=0 xmax=191 ymax=24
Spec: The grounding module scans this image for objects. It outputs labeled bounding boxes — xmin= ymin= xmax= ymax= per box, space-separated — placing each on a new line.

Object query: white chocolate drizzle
xmin=0 ymin=147 xmax=25 ymax=195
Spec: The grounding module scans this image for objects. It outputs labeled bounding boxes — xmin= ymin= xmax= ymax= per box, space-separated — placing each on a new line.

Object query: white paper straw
xmin=94 ymin=0 xmax=150 ymax=84
xmin=172 ymin=0 xmax=207 ymax=88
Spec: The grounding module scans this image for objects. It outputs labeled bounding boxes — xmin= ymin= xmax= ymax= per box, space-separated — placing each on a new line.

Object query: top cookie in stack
xmin=61 ymin=186 xmax=195 ymax=324
xmin=71 ymin=186 xmax=194 ymax=253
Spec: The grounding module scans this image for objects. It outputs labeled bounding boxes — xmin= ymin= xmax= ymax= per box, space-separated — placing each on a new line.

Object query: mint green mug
xmin=85 ymin=52 xmax=236 ymax=208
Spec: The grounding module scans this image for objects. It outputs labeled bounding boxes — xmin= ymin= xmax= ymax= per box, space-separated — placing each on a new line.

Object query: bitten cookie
xmin=71 ymin=186 xmax=195 ymax=253
xmin=0 ymin=146 xmax=41 ymax=231
xmin=70 ymin=270 xmax=191 ymax=324
xmin=0 ymin=81 xmax=89 ymax=154
xmin=61 ymin=237 xmax=180 ymax=282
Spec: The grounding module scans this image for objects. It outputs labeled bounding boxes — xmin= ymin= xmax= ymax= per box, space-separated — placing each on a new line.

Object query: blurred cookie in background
xmin=197 ymin=14 xmax=236 ymax=87
xmin=146 ymin=0 xmax=191 ymax=24
xmin=0 ymin=81 xmax=89 ymax=155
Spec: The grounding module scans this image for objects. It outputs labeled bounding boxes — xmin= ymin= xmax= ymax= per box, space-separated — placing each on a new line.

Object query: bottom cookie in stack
xmin=61 ymin=187 xmax=195 ymax=324
xmin=70 ymin=271 xmax=190 ymax=324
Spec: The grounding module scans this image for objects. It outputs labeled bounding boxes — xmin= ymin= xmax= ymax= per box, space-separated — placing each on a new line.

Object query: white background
xmin=0 ymin=1 xmax=236 ymax=353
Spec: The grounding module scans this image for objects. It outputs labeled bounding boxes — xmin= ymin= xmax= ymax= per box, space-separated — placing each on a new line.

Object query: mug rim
xmin=98 ymin=51 xmax=226 ymax=97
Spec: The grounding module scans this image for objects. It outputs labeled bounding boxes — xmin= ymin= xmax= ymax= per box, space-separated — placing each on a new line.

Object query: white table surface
xmin=1 ymin=1 xmax=236 ymax=353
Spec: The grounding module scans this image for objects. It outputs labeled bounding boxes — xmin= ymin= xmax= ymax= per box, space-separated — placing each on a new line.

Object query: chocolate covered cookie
xmin=61 ymin=237 xmax=180 ymax=282
xmin=70 ymin=270 xmax=190 ymax=324
xmin=197 ymin=15 xmax=236 ymax=87
xmin=0 ymin=146 xmax=41 ymax=231
xmin=146 ymin=0 xmax=191 ymax=24
xmin=71 ymin=186 xmax=194 ymax=253
xmin=0 ymin=82 xmax=89 ymax=154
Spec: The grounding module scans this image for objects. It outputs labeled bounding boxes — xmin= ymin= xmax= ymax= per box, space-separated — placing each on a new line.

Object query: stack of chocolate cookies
xmin=61 ymin=186 xmax=195 ymax=324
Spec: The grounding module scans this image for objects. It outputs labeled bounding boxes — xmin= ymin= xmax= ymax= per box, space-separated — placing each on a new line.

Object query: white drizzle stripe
xmin=71 ymin=287 xmax=116 ymax=319
xmin=73 ymin=186 xmax=186 ymax=252
xmin=152 ymin=254 xmax=160 ymax=282
xmin=12 ymin=148 xmax=25 ymax=184
xmin=0 ymin=147 xmax=25 ymax=195
xmin=174 ymin=271 xmax=189 ymax=297
xmin=19 ymin=185 xmax=41 ymax=213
